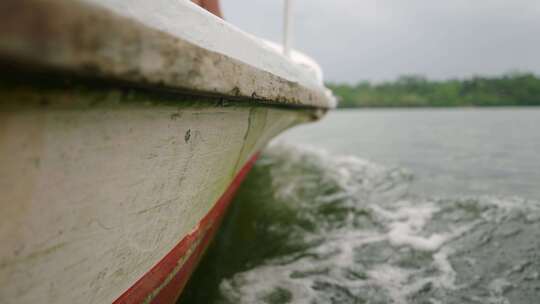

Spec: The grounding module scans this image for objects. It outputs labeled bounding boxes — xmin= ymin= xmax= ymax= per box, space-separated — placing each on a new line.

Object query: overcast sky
xmin=222 ymin=0 xmax=540 ymax=83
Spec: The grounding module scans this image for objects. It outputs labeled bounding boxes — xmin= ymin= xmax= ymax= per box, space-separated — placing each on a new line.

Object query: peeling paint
xmin=184 ymin=129 xmax=191 ymax=143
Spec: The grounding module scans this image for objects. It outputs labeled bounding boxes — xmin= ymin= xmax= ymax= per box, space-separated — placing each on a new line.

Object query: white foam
xmin=216 ymin=143 xmax=540 ymax=304
xmin=366 ymin=264 xmax=411 ymax=303
xmin=371 ymin=202 xmax=449 ymax=252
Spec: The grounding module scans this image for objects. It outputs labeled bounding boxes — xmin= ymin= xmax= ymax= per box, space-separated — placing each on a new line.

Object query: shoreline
xmin=336 ymin=105 xmax=540 ymax=110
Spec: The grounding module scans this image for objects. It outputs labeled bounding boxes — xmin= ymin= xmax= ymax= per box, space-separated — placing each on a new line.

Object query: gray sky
xmin=222 ymin=0 xmax=540 ymax=83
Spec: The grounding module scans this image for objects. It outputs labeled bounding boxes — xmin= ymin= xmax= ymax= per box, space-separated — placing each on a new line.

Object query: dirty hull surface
xmin=0 ymin=80 xmax=314 ymax=304
xmin=0 ymin=0 xmax=332 ymax=108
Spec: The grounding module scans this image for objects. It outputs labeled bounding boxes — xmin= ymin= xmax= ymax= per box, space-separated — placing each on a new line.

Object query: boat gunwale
xmin=0 ymin=61 xmax=328 ymax=115
xmin=0 ymin=0 xmax=334 ymax=110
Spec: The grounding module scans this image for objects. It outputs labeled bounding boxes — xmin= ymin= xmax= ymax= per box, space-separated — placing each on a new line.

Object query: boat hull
xmin=0 ymin=0 xmax=334 ymax=301
xmin=0 ymin=80 xmax=316 ymax=303
xmin=114 ymin=153 xmax=259 ymax=304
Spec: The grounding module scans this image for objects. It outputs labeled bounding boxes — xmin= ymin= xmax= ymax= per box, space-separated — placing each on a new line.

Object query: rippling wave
xmin=180 ymin=142 xmax=540 ymax=304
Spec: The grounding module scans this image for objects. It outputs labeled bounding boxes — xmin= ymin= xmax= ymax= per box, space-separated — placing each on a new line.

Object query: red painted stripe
xmin=113 ymin=153 xmax=259 ymax=304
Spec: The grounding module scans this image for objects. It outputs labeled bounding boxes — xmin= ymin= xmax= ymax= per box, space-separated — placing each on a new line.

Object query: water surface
xmin=180 ymin=108 xmax=540 ymax=304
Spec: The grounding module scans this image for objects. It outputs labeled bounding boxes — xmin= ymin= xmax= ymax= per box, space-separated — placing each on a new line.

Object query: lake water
xmin=179 ymin=108 xmax=540 ymax=304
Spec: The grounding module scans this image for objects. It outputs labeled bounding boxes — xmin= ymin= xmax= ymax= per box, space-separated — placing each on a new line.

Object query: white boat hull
xmin=0 ymin=0 xmax=334 ymax=302
xmin=0 ymin=82 xmax=316 ymax=303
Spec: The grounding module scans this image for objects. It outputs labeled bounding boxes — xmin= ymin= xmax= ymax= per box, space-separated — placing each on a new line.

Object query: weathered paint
xmin=0 ymin=82 xmax=315 ymax=304
xmin=114 ymin=154 xmax=259 ymax=304
xmin=0 ymin=0 xmax=334 ymax=302
xmin=0 ymin=0 xmax=335 ymax=109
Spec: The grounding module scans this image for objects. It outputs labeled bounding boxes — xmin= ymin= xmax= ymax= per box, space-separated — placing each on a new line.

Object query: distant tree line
xmin=327 ymin=73 xmax=540 ymax=108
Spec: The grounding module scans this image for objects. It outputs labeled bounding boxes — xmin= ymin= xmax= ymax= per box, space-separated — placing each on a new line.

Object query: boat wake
xmin=182 ymin=142 xmax=540 ymax=304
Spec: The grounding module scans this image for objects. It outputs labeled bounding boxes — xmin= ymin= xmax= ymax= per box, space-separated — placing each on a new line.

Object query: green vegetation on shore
xmin=328 ymin=73 xmax=540 ymax=108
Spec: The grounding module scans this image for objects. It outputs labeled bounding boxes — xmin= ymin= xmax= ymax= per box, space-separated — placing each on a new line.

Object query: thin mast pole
xmin=283 ymin=0 xmax=293 ymax=58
